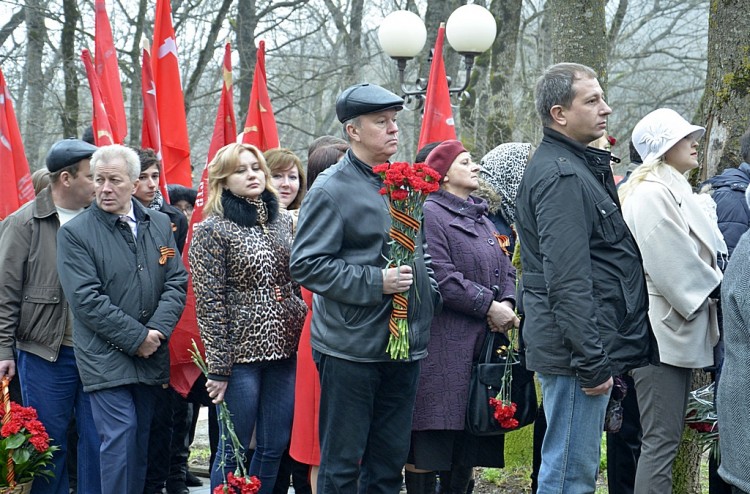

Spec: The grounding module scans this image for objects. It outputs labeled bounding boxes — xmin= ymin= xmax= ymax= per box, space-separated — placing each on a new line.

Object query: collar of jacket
xmin=542 ymin=127 xmax=613 ymax=174
xmin=92 ymin=198 xmax=152 ymax=230
xmin=221 ymin=188 xmax=279 ymax=228
xmin=428 ymin=189 xmax=489 ymax=236
xmin=32 ymin=185 xmax=58 ymax=219
xmin=346 ymin=149 xmax=385 ymax=185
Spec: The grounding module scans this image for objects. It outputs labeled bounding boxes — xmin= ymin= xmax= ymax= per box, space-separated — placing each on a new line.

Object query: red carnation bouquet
xmin=684 ymin=382 xmax=718 ymax=459
xmin=488 ymin=329 xmax=519 ymax=430
xmin=1 ymin=378 xmax=58 ymax=491
xmin=372 ymin=162 xmax=440 ymax=359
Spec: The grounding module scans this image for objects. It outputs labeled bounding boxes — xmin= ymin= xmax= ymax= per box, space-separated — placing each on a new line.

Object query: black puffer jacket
xmin=702 ymin=162 xmax=750 ymax=258
xmin=515 ymin=128 xmax=659 ymax=387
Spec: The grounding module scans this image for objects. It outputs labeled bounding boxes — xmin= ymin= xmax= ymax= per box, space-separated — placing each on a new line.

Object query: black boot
xmin=448 ymin=464 xmax=473 ymax=494
xmin=404 ymin=470 xmax=437 ymax=494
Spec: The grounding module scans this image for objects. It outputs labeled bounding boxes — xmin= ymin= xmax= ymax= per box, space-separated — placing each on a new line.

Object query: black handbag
xmin=465 ymin=330 xmax=538 ymax=436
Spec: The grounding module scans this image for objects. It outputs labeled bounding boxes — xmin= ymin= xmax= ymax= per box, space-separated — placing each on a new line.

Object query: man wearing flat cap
xmin=0 ymin=138 xmax=102 ymax=494
xmin=291 ymin=83 xmax=441 ymax=494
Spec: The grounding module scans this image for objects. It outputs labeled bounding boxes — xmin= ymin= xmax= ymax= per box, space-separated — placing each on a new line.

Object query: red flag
xmin=241 ymin=40 xmax=279 ymax=151
xmin=81 ymin=49 xmax=115 ymax=146
xmin=94 ymin=0 xmax=127 ymax=144
xmin=169 ymin=44 xmax=237 ymax=397
xmin=0 ymin=68 xmax=34 ymax=220
xmin=141 ymin=46 xmax=170 ymax=203
xmin=417 ymin=25 xmax=456 ymax=149
xmin=152 ymin=0 xmax=192 ymax=187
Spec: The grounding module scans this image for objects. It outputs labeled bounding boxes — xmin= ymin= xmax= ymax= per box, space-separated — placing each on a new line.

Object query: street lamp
xmin=377 ymin=5 xmax=497 ymax=107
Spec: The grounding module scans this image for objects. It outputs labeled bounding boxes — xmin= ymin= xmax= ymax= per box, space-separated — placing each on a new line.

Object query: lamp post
xmin=377 ymin=5 xmax=497 ymax=107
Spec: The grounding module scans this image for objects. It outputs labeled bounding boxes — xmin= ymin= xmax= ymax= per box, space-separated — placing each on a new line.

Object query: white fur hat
xmin=631 ymin=108 xmax=705 ymax=164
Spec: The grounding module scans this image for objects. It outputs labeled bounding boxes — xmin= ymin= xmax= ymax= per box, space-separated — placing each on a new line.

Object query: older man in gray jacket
xmin=291 ymin=83 xmax=440 ymax=494
xmin=57 ymin=144 xmax=187 ymax=494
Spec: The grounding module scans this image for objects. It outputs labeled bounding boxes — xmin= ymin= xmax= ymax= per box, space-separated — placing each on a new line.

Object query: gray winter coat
xmin=57 ymin=199 xmax=187 ymax=392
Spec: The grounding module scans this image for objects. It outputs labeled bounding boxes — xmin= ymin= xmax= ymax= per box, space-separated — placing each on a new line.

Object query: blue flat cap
xmin=336 ymin=83 xmax=404 ymax=123
xmin=46 ymin=138 xmax=98 ymax=173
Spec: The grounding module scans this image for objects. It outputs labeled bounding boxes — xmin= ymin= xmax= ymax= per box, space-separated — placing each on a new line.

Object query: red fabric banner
xmin=417 ymin=25 xmax=456 ymax=150
xmin=152 ymin=0 xmax=192 ymax=187
xmin=140 ymin=47 xmax=170 ymax=203
xmin=94 ymin=0 xmax=127 ymax=144
xmin=241 ymin=40 xmax=279 ymax=151
xmin=0 ymin=68 xmax=34 ymax=220
xmin=169 ymin=44 xmax=237 ymax=397
xmin=81 ymin=49 xmax=115 ymax=146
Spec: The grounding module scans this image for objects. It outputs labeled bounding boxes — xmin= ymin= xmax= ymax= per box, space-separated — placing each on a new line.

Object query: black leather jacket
xmin=515 ymin=128 xmax=658 ymax=387
xmin=290 ymin=150 xmax=441 ymax=362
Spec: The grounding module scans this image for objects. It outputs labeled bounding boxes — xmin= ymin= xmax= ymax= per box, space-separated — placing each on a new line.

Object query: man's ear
xmin=345 ymin=123 xmax=361 ymax=143
xmin=549 ymin=105 xmax=566 ymax=127
xmin=59 ymin=171 xmax=73 ymax=187
xmin=131 ymin=179 xmax=140 ymax=195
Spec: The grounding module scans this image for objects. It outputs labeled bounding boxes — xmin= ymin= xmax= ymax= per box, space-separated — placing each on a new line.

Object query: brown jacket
xmin=0 ymin=187 xmax=69 ymax=362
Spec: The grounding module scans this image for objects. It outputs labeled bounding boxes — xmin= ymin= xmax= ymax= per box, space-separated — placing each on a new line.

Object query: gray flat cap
xmin=46 ymin=138 xmax=98 ymax=173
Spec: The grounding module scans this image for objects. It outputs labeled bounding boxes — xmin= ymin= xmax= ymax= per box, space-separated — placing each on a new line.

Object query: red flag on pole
xmin=94 ymin=0 xmax=127 ymax=144
xmin=417 ymin=25 xmax=456 ymax=150
xmin=0 ymin=68 xmax=34 ymax=220
xmin=152 ymin=0 xmax=192 ymax=187
xmin=141 ymin=45 xmax=170 ymax=203
xmin=169 ymin=44 xmax=237 ymax=397
xmin=81 ymin=49 xmax=115 ymax=146
xmin=241 ymin=40 xmax=279 ymax=151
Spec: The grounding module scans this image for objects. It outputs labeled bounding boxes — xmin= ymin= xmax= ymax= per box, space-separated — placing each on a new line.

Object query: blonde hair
xmin=203 ymin=143 xmax=277 ymax=218
xmin=264 ymin=148 xmax=307 ymax=210
xmin=618 ymin=158 xmax=684 ymax=205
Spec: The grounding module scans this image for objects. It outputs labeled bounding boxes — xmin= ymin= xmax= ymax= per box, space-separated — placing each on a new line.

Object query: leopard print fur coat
xmin=189 ymin=189 xmax=306 ymax=378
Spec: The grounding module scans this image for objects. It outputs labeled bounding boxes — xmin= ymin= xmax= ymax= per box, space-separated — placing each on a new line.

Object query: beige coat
xmin=622 ymin=167 xmax=722 ymax=368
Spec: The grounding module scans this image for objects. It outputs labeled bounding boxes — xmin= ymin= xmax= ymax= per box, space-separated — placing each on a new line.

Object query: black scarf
xmin=221 ymin=189 xmax=279 ymax=228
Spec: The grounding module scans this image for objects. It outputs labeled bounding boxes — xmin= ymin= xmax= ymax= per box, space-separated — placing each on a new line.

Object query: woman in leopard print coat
xmin=189 ymin=143 xmax=306 ymax=494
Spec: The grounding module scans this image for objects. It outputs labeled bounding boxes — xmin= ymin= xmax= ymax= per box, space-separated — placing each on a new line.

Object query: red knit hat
xmin=425 ymin=140 xmax=467 ymax=180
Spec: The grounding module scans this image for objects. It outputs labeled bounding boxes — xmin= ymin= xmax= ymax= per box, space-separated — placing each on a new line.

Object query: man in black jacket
xmin=291 ymin=83 xmax=440 ymax=494
xmin=515 ymin=63 xmax=658 ymax=493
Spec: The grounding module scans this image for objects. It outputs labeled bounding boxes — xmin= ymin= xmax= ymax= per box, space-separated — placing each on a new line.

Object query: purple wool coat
xmin=413 ymin=189 xmax=516 ymax=431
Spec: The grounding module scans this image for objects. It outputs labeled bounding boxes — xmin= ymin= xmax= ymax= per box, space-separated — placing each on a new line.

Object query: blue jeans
xmin=89 ymin=384 xmax=158 ymax=494
xmin=210 ymin=358 xmax=296 ymax=494
xmin=316 ymin=354 xmax=420 ymax=494
xmin=17 ymin=347 xmax=101 ymax=494
xmin=537 ymin=373 xmax=610 ymax=494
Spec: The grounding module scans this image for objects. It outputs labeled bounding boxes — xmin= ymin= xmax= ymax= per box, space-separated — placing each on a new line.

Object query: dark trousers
xmin=607 ymin=373 xmax=641 ymax=494
xmin=89 ymin=384 xmax=159 ymax=494
xmin=145 ymin=386 xmax=173 ymax=493
xmin=316 ymin=354 xmax=420 ymax=494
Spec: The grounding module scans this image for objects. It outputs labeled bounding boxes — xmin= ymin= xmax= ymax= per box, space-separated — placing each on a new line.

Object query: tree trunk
xmin=236 ymin=0 xmax=258 ymax=121
xmin=547 ymin=0 xmax=608 ymax=91
xmin=60 ymin=0 xmax=78 ymax=138
xmin=672 ymin=370 xmax=712 ymax=494
xmin=23 ymin=0 xmax=47 ymax=166
xmin=697 ymin=0 xmax=750 ymax=180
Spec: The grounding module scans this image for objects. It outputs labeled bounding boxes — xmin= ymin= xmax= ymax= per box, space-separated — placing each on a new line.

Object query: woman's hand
xmin=487 ymin=300 xmax=520 ymax=333
xmin=206 ymin=379 xmax=228 ymax=404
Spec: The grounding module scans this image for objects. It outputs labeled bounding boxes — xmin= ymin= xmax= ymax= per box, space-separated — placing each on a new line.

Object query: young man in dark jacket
xmin=57 ymin=144 xmax=187 ymax=494
xmin=515 ymin=63 xmax=658 ymax=493
xmin=290 ymin=83 xmax=441 ymax=494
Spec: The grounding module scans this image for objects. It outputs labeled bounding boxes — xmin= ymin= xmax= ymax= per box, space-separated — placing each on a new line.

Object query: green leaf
xmin=12 ymin=447 xmax=31 ymax=464
xmin=4 ymin=433 xmax=26 ymax=449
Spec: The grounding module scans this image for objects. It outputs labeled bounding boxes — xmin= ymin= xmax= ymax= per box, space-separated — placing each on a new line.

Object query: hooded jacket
xmin=703 ymin=162 xmax=750 ymax=257
xmin=515 ymin=127 xmax=659 ymax=388
xmin=290 ymin=150 xmax=441 ymax=363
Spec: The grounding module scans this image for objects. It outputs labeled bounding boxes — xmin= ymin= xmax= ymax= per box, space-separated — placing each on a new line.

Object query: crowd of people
xmin=1 ymin=61 xmax=750 ymax=494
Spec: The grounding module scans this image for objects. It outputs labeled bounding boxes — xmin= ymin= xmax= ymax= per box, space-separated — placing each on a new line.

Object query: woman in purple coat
xmin=405 ymin=140 xmax=518 ymax=494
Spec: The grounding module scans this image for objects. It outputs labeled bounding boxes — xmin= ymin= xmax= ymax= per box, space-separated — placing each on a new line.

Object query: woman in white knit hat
xmin=618 ymin=108 xmax=723 ymax=494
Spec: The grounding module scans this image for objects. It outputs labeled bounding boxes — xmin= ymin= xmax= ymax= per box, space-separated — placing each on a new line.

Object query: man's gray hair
xmin=90 ymin=144 xmax=141 ymax=181
xmin=535 ymin=63 xmax=598 ymax=127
